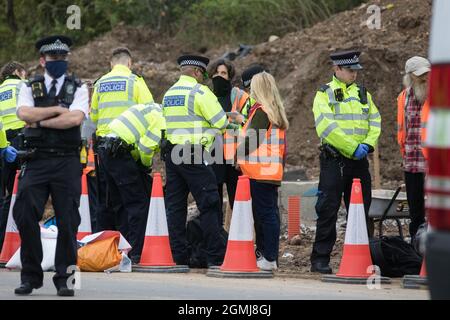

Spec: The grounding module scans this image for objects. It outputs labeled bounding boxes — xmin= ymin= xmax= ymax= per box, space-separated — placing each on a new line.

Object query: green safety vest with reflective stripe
xmin=0 ymin=118 xmax=7 ymax=148
xmin=162 ymin=75 xmax=228 ymax=150
xmin=312 ymin=76 xmax=381 ymax=159
xmin=109 ymin=103 xmax=166 ymax=167
xmin=0 ymin=78 xmax=26 ymax=131
xmin=90 ymin=64 xmax=154 ymax=137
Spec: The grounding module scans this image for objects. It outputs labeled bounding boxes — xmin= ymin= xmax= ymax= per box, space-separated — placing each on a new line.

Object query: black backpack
xmin=369 ymin=236 xmax=422 ymax=277
xmin=186 ymin=216 xmax=228 ymax=268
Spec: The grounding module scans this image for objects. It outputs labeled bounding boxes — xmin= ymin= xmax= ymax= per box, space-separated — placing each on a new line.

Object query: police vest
xmin=237 ymin=104 xmax=286 ymax=182
xmin=23 ymin=74 xmax=82 ymax=150
xmin=0 ymin=76 xmax=26 ymax=131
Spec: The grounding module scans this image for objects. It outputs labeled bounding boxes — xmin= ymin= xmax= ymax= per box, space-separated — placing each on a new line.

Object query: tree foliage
xmin=0 ymin=0 xmax=364 ymax=63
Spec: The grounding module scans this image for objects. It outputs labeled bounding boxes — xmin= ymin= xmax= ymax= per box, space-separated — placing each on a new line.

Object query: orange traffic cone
xmin=133 ymin=173 xmax=188 ymax=273
xmin=77 ymin=171 xmax=92 ymax=240
xmin=323 ymin=178 xmax=390 ymax=284
xmin=0 ymin=172 xmax=21 ymax=267
xmin=207 ymin=175 xmax=273 ymax=278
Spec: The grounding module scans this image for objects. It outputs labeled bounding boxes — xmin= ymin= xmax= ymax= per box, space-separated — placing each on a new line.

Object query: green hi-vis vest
xmin=109 ymin=103 xmax=166 ymax=167
xmin=90 ymin=64 xmax=154 ymax=137
xmin=312 ymin=76 xmax=381 ymax=159
xmin=0 ymin=77 xmax=26 ymax=131
xmin=162 ymin=75 xmax=227 ymax=150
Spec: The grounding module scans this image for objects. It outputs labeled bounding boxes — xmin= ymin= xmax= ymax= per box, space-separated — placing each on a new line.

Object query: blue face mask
xmin=45 ymin=60 xmax=68 ymax=79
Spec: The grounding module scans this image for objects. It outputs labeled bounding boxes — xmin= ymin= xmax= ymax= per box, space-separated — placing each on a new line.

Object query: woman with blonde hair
xmin=237 ymin=71 xmax=288 ymax=271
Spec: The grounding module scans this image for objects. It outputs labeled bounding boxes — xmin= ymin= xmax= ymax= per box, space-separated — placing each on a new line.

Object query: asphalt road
xmin=0 ymin=269 xmax=428 ymax=300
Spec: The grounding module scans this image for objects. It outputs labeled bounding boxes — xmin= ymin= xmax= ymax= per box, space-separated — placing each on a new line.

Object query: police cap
xmin=330 ymin=50 xmax=363 ymax=70
xmin=177 ymin=55 xmax=209 ymax=72
xmin=35 ymin=35 xmax=73 ymax=55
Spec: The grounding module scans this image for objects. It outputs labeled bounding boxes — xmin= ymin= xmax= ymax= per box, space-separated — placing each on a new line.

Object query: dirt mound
xmin=26 ymin=0 xmax=428 ymax=185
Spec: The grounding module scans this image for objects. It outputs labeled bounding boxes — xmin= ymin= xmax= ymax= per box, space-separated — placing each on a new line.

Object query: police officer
xmin=0 ymin=61 xmax=26 ymax=250
xmin=162 ymin=55 xmax=228 ymax=267
xmin=14 ymin=35 xmax=89 ymax=296
xmin=90 ymin=47 xmax=154 ymax=245
xmin=99 ymin=102 xmax=165 ymax=263
xmin=310 ymin=50 xmax=381 ymax=274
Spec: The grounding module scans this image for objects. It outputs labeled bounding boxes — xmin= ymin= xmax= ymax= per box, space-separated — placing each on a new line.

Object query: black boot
xmin=14 ymin=282 xmax=42 ymax=295
xmin=310 ymin=262 xmax=332 ymax=274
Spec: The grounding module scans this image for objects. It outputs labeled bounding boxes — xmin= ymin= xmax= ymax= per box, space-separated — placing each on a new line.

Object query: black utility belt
xmin=319 ymin=144 xmax=342 ymax=159
xmin=97 ymin=137 xmax=134 ymax=157
xmin=31 ymin=148 xmax=79 ymax=157
xmin=6 ymin=128 xmax=23 ymax=141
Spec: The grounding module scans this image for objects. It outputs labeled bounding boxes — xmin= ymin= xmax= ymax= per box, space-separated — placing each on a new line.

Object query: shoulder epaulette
xmin=318 ymin=84 xmax=330 ymax=93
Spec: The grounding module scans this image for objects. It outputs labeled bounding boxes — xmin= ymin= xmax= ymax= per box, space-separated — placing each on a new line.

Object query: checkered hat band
xmin=40 ymin=42 xmax=70 ymax=53
xmin=180 ymin=60 xmax=207 ymax=70
xmin=333 ymin=57 xmax=359 ymax=66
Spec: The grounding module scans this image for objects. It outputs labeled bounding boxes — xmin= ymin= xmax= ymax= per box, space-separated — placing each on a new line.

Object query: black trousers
xmin=404 ymin=171 xmax=426 ymax=238
xmin=95 ymin=157 xmax=124 ymax=232
xmin=165 ymin=150 xmax=226 ymax=265
xmin=0 ymin=130 xmax=22 ymax=250
xmin=97 ymin=148 xmax=151 ymax=261
xmin=212 ymin=163 xmax=240 ymax=226
xmin=13 ymin=155 xmax=81 ymax=289
xmin=311 ymin=152 xmax=372 ymax=265
xmin=86 ymin=170 xmax=98 ymax=232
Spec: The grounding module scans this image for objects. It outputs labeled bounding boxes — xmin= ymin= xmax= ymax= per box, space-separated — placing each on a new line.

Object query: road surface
xmin=0 ymin=269 xmax=428 ymax=300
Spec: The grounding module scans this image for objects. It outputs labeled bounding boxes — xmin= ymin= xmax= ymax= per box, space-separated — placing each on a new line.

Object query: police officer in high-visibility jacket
xmin=0 ymin=61 xmax=26 ymax=250
xmin=310 ymin=50 xmax=381 ymax=274
xmin=162 ymin=55 xmax=228 ymax=267
xmin=90 ymin=47 xmax=154 ymax=239
xmin=106 ymin=102 xmax=166 ymax=262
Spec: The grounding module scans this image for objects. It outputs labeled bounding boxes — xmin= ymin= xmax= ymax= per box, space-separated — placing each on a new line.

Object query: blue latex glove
xmin=1 ymin=146 xmax=18 ymax=163
xmin=353 ymin=144 xmax=368 ymax=160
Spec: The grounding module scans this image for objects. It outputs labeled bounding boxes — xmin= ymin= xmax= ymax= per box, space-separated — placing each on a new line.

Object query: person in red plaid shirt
xmin=397 ymin=56 xmax=431 ymax=240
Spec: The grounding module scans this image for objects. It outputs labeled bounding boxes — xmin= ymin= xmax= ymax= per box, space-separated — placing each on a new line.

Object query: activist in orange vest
xmin=208 ymin=59 xmax=250 ymax=225
xmin=236 ymin=71 xmax=288 ymax=271
xmin=397 ymin=64 xmax=430 ymax=160
xmin=397 ymin=56 xmax=430 ymax=239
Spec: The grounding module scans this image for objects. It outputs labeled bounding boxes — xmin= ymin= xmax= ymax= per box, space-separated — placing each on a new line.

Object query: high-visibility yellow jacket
xmin=90 ymin=64 xmax=154 ymax=137
xmin=162 ymin=75 xmax=228 ymax=150
xmin=312 ymin=76 xmax=381 ymax=159
xmin=109 ymin=103 xmax=166 ymax=167
xmin=0 ymin=77 xmax=26 ymax=131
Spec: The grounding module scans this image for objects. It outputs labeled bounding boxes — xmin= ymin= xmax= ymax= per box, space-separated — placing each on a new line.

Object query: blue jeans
xmin=250 ymin=179 xmax=280 ymax=262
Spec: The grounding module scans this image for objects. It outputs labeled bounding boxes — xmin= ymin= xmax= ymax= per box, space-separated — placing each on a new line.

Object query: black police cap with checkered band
xmin=35 ymin=35 xmax=73 ymax=55
xmin=177 ymin=55 xmax=210 ymax=72
xmin=330 ymin=50 xmax=363 ymax=70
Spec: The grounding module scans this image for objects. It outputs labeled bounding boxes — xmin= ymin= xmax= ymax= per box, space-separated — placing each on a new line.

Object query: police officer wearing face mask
xmin=14 ymin=35 xmax=89 ymax=296
xmin=208 ymin=59 xmax=250 ymax=225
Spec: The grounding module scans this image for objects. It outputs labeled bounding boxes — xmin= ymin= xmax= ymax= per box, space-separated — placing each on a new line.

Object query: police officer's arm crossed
xmin=17 ymin=40 xmax=88 ymax=129
xmin=14 ymin=35 xmax=89 ymax=297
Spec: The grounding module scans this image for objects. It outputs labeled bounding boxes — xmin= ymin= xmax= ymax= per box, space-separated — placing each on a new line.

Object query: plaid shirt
xmin=403 ymin=88 xmax=426 ymax=173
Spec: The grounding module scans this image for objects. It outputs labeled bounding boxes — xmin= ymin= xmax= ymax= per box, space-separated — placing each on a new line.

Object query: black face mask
xmin=212 ymin=76 xmax=232 ymax=97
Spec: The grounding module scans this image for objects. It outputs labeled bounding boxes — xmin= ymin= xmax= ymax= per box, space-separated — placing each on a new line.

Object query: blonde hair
xmin=250 ymin=72 xmax=289 ymax=130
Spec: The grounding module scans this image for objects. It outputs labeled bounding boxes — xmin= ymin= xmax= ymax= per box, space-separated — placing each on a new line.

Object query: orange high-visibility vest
xmin=223 ymin=87 xmax=250 ymax=161
xmin=397 ymin=89 xmax=430 ymax=159
xmin=237 ymin=104 xmax=286 ymax=182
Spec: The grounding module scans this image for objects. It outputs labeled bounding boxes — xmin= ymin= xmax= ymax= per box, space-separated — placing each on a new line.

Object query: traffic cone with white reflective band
xmin=77 ymin=171 xmax=92 ymax=240
xmin=0 ymin=172 xmax=21 ymax=267
xmin=133 ymin=173 xmax=188 ymax=273
xmin=323 ymin=178 xmax=390 ymax=284
xmin=207 ymin=175 xmax=273 ymax=278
